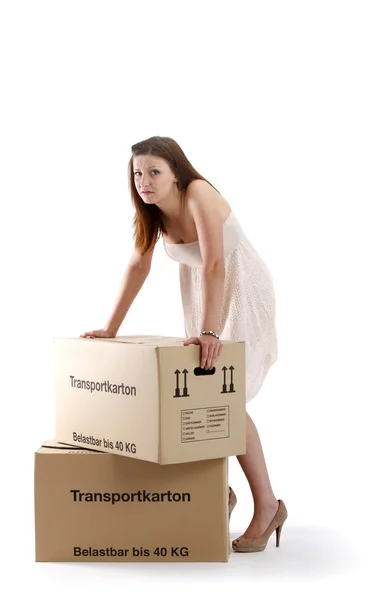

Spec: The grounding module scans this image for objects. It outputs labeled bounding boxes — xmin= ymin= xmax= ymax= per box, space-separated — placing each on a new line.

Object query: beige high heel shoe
xmin=229 ymin=486 xmax=237 ymax=519
xmin=232 ymin=499 xmax=288 ymax=552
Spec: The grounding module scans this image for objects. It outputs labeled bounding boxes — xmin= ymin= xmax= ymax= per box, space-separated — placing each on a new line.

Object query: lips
xmin=142 ymin=191 xmax=153 ymax=195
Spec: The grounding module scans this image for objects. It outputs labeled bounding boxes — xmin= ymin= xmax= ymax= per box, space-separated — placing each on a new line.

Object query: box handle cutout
xmin=194 ymin=367 xmax=216 ymax=376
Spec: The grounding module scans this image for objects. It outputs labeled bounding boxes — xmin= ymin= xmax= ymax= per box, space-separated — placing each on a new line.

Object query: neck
xmin=158 ymin=188 xmax=185 ymax=223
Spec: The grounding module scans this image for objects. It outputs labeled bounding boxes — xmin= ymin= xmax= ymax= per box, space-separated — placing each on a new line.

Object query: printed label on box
xmin=181 ymin=406 xmax=229 ymax=442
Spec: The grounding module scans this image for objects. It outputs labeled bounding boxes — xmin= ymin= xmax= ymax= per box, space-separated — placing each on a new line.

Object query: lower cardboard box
xmin=34 ymin=440 xmax=230 ymax=562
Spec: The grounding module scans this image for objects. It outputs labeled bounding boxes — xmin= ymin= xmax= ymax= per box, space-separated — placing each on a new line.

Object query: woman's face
xmin=133 ymin=155 xmax=177 ymax=205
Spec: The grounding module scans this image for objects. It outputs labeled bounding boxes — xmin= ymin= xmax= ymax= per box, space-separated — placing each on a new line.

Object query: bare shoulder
xmin=183 ymin=179 xmax=231 ymax=265
xmin=186 ymin=179 xmax=215 ymax=194
xmin=185 ymin=179 xmax=231 ymax=221
xmin=185 ymin=179 xmax=221 ymax=201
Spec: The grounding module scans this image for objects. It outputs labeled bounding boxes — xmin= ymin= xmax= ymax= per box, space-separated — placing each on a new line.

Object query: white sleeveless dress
xmin=163 ymin=211 xmax=278 ymax=403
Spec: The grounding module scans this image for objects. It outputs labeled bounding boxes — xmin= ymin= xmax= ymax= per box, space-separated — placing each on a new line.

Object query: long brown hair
xmin=128 ymin=136 xmax=219 ymax=256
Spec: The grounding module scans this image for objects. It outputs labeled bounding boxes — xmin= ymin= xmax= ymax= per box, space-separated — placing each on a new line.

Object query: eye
xmin=152 ymin=170 xmax=160 ymax=175
xmin=133 ymin=172 xmax=141 ymax=177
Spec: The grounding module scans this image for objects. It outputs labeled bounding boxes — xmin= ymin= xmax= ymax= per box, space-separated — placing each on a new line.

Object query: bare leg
xmin=232 ymin=412 xmax=279 ymax=544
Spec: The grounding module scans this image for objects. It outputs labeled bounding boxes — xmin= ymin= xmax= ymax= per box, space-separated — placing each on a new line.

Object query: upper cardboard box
xmin=54 ymin=335 xmax=246 ymax=464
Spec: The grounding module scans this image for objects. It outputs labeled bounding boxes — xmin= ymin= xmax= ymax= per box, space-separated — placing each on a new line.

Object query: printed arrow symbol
xmin=221 ymin=366 xmax=228 ymax=393
xmin=229 ymin=365 xmax=235 ymax=392
xmin=174 ymin=369 xmax=181 ymax=397
xmin=182 ymin=368 xmax=189 ymax=397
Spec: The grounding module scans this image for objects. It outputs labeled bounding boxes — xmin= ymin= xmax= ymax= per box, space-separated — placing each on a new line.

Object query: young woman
xmin=80 ymin=136 xmax=287 ymax=552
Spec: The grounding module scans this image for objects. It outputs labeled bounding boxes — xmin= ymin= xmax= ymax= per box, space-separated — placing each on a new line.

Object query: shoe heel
xmin=275 ymin=524 xmax=283 ymax=547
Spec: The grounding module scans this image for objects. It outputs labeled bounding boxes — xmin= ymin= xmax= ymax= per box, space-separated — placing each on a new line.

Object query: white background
xmin=1 ymin=0 xmax=383 ymax=597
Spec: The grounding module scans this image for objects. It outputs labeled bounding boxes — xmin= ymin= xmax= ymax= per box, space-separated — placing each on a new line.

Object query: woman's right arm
xmin=80 ymin=246 xmax=155 ymax=338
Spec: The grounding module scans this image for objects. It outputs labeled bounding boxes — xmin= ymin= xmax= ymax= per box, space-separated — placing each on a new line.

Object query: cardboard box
xmin=34 ymin=440 xmax=230 ymax=562
xmin=54 ymin=335 xmax=246 ymax=464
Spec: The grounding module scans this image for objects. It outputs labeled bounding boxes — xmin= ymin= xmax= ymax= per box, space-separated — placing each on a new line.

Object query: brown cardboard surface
xmin=34 ymin=440 xmax=229 ymax=562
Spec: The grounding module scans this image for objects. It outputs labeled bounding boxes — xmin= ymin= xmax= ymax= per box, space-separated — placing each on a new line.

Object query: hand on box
xmin=183 ymin=335 xmax=223 ymax=370
xmin=80 ymin=328 xmax=116 ymax=339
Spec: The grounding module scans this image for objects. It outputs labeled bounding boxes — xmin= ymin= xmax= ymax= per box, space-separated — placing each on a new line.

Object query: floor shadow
xmin=224 ymin=525 xmax=358 ymax=580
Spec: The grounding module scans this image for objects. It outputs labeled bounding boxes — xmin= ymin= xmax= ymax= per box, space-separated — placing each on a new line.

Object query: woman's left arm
xmin=200 ymin=261 xmax=225 ymax=334
xmin=182 ymin=180 xmax=226 ymax=369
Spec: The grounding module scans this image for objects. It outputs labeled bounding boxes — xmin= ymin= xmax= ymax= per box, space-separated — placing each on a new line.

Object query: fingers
xmin=210 ymin=343 xmax=222 ymax=369
xmin=211 ymin=343 xmax=222 ymax=368
xmin=184 ymin=337 xmax=218 ymax=368
xmin=200 ymin=343 xmax=209 ymax=369
xmin=183 ymin=337 xmax=199 ymax=346
xmin=201 ymin=341 xmax=222 ymax=370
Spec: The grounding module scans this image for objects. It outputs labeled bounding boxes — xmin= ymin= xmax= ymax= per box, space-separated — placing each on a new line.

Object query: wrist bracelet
xmin=200 ymin=330 xmax=219 ymax=339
